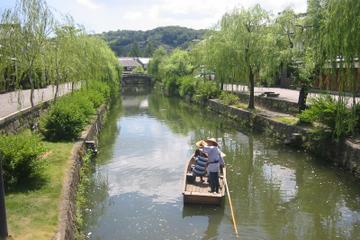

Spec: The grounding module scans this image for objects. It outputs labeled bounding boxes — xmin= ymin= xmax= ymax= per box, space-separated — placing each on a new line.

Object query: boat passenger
xmin=192 ymin=149 xmax=208 ymax=182
xmin=196 ymin=138 xmax=225 ymax=193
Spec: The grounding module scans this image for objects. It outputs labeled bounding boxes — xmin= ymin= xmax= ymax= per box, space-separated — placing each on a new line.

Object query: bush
xmin=299 ymin=95 xmax=352 ymax=139
xmin=178 ymin=76 xmax=198 ymax=98
xmin=65 ymin=92 xmax=96 ymax=119
xmin=0 ymin=132 xmax=46 ymax=187
xmin=40 ymin=99 xmax=89 ymax=141
xmin=193 ymin=81 xmax=220 ymax=102
xmin=219 ymin=92 xmax=239 ymax=105
xmin=163 ymin=76 xmax=180 ymax=96
xmin=41 ymin=81 xmax=110 ymax=141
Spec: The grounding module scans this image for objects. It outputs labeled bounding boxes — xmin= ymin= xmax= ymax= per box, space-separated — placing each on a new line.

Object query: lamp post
xmin=0 ymin=159 xmax=8 ymax=239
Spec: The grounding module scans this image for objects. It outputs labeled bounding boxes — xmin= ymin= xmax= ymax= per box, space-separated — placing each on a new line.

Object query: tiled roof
xmin=118 ymin=57 xmax=142 ymax=67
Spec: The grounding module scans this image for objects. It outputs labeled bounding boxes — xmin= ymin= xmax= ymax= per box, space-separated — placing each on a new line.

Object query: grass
xmin=5 ymin=141 xmax=73 ymax=240
xmin=273 ymin=116 xmax=299 ymax=125
xmin=232 ymin=102 xmax=248 ymax=109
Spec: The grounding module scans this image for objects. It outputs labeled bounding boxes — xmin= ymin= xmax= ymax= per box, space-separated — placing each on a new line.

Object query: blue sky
xmin=0 ymin=0 xmax=307 ymax=33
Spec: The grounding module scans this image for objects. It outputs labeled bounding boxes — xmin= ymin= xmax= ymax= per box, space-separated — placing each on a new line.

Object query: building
xmin=118 ymin=57 xmax=142 ymax=74
xmin=118 ymin=57 xmax=152 ymax=74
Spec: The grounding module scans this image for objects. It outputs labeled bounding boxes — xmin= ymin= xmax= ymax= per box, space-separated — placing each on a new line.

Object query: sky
xmin=0 ymin=0 xmax=307 ymax=33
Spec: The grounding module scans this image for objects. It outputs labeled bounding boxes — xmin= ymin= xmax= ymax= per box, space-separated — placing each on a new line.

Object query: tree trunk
xmin=29 ymin=74 xmax=35 ymax=108
xmin=298 ymin=85 xmax=308 ymax=112
xmin=71 ymin=81 xmax=75 ymax=92
xmin=248 ymin=68 xmax=255 ymax=109
xmin=54 ymin=79 xmax=59 ymax=102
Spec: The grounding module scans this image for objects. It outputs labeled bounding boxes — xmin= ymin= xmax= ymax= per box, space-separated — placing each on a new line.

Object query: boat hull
xmin=182 ymin=156 xmax=226 ymax=206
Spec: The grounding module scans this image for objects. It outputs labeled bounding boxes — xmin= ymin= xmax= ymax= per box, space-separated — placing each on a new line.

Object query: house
xmin=118 ymin=57 xmax=142 ymax=73
xmin=137 ymin=58 xmax=151 ymax=70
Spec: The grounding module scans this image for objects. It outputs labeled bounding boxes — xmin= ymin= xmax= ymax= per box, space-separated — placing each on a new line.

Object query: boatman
xmin=196 ymin=138 xmax=225 ymax=193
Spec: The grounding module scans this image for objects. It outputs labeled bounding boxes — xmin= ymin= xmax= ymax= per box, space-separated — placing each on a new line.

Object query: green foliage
xmin=178 ymin=76 xmax=198 ymax=97
xmin=0 ymin=132 xmax=46 ymax=187
xmin=132 ymin=65 xmax=145 ymax=74
xmin=40 ymin=98 xmax=89 ymax=141
xmin=148 ymin=47 xmax=167 ymax=81
xmin=100 ymin=26 xmax=207 ymax=57
xmin=75 ymin=150 xmax=93 ymax=235
xmin=299 ymin=96 xmax=353 ymax=139
xmin=273 ymin=116 xmax=299 ymax=125
xmin=40 ymin=80 xmax=110 ymax=141
xmin=219 ymin=92 xmax=239 ymax=105
xmin=0 ymin=0 xmax=121 ymax=96
xmin=193 ymin=81 xmax=220 ymax=102
xmin=159 ymin=49 xmax=193 ymax=79
xmin=129 ymin=42 xmax=141 ymax=57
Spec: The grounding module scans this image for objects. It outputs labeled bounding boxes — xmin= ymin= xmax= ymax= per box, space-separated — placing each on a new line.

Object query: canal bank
xmin=206 ymin=99 xmax=360 ymax=178
xmin=55 ymin=104 xmax=107 ymax=240
xmin=82 ymin=92 xmax=360 ymax=240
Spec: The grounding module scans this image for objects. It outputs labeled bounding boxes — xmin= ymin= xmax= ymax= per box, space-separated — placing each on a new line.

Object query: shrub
xmin=178 ymin=76 xmax=198 ymax=98
xmin=0 ymin=132 xmax=46 ymax=187
xmin=40 ymin=100 xmax=88 ymax=141
xmin=219 ymin=92 xmax=239 ymax=105
xmin=87 ymin=80 xmax=111 ymax=100
xmin=66 ymin=92 xmax=96 ymax=119
xmin=132 ymin=65 xmax=145 ymax=74
xmin=193 ymin=81 xmax=220 ymax=102
xmin=163 ymin=76 xmax=180 ymax=96
xmin=299 ymin=95 xmax=352 ymax=139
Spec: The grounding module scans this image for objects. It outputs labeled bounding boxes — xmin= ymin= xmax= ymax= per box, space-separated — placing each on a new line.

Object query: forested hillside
xmin=99 ymin=26 xmax=207 ymax=57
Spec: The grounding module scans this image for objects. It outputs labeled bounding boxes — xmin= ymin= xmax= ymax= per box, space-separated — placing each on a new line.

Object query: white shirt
xmin=201 ymin=145 xmax=224 ymax=173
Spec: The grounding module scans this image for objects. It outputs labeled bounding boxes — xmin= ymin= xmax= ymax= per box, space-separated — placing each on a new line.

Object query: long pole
xmin=0 ymin=160 xmax=8 ymax=239
xmin=224 ymin=178 xmax=239 ymax=237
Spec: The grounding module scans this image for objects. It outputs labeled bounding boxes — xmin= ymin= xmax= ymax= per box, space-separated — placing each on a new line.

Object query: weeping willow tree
xmin=0 ymin=0 xmax=54 ymax=106
xmin=0 ymin=0 xmax=121 ymax=105
xmin=198 ymin=5 xmax=271 ymax=109
xmin=320 ymin=0 xmax=360 ymax=135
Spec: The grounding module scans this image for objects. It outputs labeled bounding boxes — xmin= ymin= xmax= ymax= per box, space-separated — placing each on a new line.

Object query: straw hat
xmin=205 ymin=138 xmax=218 ymax=146
xmin=195 ymin=138 xmax=219 ymax=147
xmin=195 ymin=138 xmax=226 ymax=157
xmin=195 ymin=140 xmax=206 ymax=148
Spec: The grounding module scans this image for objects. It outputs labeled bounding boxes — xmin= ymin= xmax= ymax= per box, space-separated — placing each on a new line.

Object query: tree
xmin=147 ymin=47 xmax=166 ymax=81
xmin=1 ymin=0 xmax=54 ymax=107
xmin=144 ymin=40 xmax=155 ymax=57
xmin=210 ymin=5 xmax=270 ymax=109
xmin=129 ymin=42 xmax=141 ymax=57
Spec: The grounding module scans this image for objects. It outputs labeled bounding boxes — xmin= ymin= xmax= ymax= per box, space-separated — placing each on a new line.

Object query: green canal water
xmin=83 ymin=91 xmax=360 ymax=240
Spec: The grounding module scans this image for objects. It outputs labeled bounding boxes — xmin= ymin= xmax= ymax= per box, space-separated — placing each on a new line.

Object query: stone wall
xmin=54 ymin=104 xmax=107 ymax=240
xmin=208 ymin=99 xmax=307 ymax=145
xmin=208 ymin=99 xmax=360 ymax=178
xmin=0 ymin=101 xmax=51 ymax=135
xmin=235 ymin=92 xmax=299 ymax=114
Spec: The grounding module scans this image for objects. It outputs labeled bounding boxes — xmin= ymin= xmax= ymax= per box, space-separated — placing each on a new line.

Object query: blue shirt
xmin=201 ymin=146 xmax=224 ymax=172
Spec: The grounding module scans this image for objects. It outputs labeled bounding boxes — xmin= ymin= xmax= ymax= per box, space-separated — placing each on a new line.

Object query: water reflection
xmin=84 ymin=91 xmax=360 ymax=240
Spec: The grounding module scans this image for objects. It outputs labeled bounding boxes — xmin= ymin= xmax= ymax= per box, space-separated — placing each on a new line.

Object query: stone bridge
xmin=121 ymin=73 xmax=153 ymax=87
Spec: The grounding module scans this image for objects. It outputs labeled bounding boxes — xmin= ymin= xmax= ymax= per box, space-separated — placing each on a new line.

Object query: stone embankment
xmin=54 ymin=104 xmax=107 ymax=240
xmin=208 ymin=99 xmax=360 ymax=178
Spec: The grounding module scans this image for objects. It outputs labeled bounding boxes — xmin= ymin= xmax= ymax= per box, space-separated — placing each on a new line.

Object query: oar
xmin=224 ymin=177 xmax=239 ymax=238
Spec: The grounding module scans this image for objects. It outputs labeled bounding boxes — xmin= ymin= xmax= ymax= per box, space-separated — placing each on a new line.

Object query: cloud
xmin=41 ymin=0 xmax=308 ymax=32
xmin=75 ymin=0 xmax=102 ymax=10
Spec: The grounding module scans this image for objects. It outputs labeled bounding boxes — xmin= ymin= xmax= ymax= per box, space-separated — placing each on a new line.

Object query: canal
xmin=83 ymin=91 xmax=360 ymax=240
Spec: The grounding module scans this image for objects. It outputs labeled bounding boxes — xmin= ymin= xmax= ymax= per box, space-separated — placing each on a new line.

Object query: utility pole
xmin=0 ymin=159 xmax=8 ymax=239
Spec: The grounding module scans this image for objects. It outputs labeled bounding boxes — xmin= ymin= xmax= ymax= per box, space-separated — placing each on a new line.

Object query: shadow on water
xmin=182 ymin=204 xmax=225 ymax=240
xmin=84 ymin=90 xmax=360 ymax=240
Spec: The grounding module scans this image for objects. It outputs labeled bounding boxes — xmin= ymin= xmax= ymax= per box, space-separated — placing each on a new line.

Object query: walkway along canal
xmin=81 ymin=91 xmax=360 ymax=240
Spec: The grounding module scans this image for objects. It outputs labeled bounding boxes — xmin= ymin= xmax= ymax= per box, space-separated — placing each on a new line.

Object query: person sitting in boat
xmin=196 ymin=138 xmax=225 ymax=193
xmin=192 ymin=149 xmax=208 ymax=182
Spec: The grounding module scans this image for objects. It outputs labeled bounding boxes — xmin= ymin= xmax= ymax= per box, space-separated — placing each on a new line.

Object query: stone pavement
xmin=0 ymin=83 xmax=74 ymax=119
xmin=224 ymin=84 xmax=360 ymax=106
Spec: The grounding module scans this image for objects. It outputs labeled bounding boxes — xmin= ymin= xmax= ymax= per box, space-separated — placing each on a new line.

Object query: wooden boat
xmin=182 ymin=156 xmax=226 ymax=205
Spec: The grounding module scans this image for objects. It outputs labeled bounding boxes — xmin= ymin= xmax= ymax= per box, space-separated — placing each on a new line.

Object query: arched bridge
xmin=121 ymin=73 xmax=153 ymax=87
